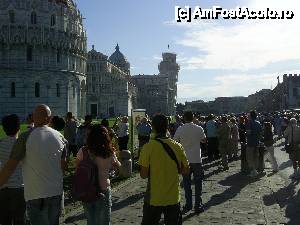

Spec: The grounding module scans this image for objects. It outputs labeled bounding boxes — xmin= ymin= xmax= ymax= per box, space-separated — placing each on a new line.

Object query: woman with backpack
xmin=76 ymin=124 xmax=121 ymax=225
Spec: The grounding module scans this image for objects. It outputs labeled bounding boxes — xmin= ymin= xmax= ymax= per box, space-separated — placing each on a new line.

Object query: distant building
xmin=86 ymin=45 xmax=136 ymax=118
xmin=262 ymin=74 xmax=300 ymax=112
xmin=132 ymin=53 xmax=180 ymax=116
xmin=185 ymin=100 xmax=207 ymax=113
xmin=282 ymin=74 xmax=300 ymax=109
xmin=131 ymin=75 xmax=169 ymax=116
xmin=185 ymin=97 xmax=247 ymax=115
xmin=247 ymin=89 xmax=272 ymax=112
xmin=214 ymin=97 xmax=248 ymax=114
xmin=86 ymin=45 xmax=180 ymax=118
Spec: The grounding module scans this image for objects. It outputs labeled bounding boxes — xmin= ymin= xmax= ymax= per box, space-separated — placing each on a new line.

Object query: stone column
xmin=66 ymin=83 xmax=70 ymax=113
xmin=80 ymin=81 xmax=86 ymax=118
xmin=76 ymin=81 xmax=81 ymax=118
xmin=24 ymin=83 xmax=28 ymax=118
xmin=46 ymin=85 xmax=50 ymax=105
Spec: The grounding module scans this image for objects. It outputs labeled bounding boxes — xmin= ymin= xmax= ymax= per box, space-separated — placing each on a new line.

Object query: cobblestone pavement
xmin=62 ymin=139 xmax=300 ymax=225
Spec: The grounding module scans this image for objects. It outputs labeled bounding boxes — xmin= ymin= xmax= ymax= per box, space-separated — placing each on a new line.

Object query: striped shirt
xmin=0 ymin=136 xmax=23 ymax=189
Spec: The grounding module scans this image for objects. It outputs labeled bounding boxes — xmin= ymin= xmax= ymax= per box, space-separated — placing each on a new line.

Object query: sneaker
xmin=194 ymin=205 xmax=205 ymax=214
xmin=182 ymin=205 xmax=192 ymax=214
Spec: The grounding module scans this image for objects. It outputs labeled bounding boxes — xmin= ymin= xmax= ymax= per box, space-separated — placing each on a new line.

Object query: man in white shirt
xmin=115 ymin=116 xmax=129 ymax=150
xmin=0 ymin=104 xmax=68 ymax=225
xmin=174 ymin=111 xmax=206 ymax=214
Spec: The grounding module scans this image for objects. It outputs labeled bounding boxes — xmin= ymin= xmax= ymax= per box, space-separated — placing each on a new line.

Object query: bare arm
xmin=140 ymin=166 xmax=149 ymax=179
xmin=181 ymin=163 xmax=190 ymax=175
xmin=0 ymin=159 xmax=20 ymax=187
xmin=112 ymin=154 xmax=121 ymax=172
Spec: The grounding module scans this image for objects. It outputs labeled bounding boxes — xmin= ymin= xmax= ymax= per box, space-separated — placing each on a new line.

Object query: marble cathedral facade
xmin=86 ymin=45 xmax=137 ymax=118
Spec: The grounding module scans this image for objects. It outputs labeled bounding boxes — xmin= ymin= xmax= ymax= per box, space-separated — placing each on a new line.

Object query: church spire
xmin=115 ymin=43 xmax=120 ymax=51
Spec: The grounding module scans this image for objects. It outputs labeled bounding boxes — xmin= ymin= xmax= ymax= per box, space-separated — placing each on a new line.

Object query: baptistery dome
xmin=0 ymin=0 xmax=87 ymax=119
xmin=48 ymin=0 xmax=74 ymax=8
xmin=109 ymin=44 xmax=130 ymax=74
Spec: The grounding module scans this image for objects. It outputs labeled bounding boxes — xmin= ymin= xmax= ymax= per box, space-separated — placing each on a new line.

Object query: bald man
xmin=0 ymin=104 xmax=68 ymax=225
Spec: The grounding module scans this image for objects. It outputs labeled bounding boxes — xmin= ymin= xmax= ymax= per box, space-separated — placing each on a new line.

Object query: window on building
xmin=50 ymin=14 xmax=56 ymax=26
xmin=35 ymin=82 xmax=40 ymax=97
xmin=9 ymin=10 xmax=15 ymax=23
xmin=73 ymin=86 xmax=75 ymax=98
xmin=11 ymin=82 xmax=15 ymax=97
xmin=57 ymin=49 xmax=61 ymax=63
xmin=92 ymin=86 xmax=95 ymax=93
xmin=293 ymin=88 xmax=298 ymax=97
xmin=31 ymin=12 xmax=37 ymax=24
xmin=27 ymin=46 xmax=33 ymax=62
xmin=56 ymin=83 xmax=60 ymax=97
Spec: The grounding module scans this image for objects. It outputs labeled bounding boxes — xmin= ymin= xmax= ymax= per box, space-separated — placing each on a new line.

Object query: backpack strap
xmin=82 ymin=146 xmax=89 ymax=160
xmin=291 ymin=126 xmax=294 ymax=145
xmin=155 ymin=138 xmax=180 ymax=173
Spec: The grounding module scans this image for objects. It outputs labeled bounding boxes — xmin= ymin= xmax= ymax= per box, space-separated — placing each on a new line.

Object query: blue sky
xmin=75 ymin=0 xmax=300 ymax=103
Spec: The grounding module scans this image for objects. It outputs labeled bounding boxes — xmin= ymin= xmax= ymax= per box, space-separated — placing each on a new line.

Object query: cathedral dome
xmin=109 ymin=44 xmax=128 ymax=65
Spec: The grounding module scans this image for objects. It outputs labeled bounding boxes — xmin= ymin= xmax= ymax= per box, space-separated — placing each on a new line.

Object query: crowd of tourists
xmin=0 ymin=104 xmax=299 ymax=225
xmin=138 ymin=110 xmax=300 ymax=224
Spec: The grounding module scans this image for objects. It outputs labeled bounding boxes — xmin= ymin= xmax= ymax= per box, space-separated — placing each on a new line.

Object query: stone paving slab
xmin=62 ymin=141 xmax=300 ymax=225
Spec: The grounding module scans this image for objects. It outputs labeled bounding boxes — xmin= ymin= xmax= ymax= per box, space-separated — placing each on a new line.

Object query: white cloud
xmin=173 ymin=0 xmax=300 ymax=71
xmin=178 ymin=70 xmax=300 ymax=101
xmin=152 ymin=55 xmax=162 ymax=61
xmin=130 ymin=65 xmax=137 ymax=70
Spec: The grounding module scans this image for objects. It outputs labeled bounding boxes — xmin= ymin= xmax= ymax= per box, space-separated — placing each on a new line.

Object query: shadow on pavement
xmin=64 ymin=212 xmax=85 ymax=224
xmin=112 ymin=192 xmax=144 ymax=212
xmin=64 ymin=192 xmax=145 ymax=223
xmin=279 ymin=159 xmax=292 ymax=171
xmin=182 ymin=211 xmax=197 ymax=222
xmin=204 ymin=167 xmax=223 ymax=180
xmin=262 ymin=180 xmax=300 ymax=225
xmin=204 ymin=172 xmax=255 ymax=210
xmin=203 ymin=159 xmax=220 ymax=170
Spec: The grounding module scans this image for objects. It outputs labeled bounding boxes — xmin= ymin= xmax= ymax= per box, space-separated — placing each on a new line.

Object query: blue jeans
xmin=82 ymin=187 xmax=112 ymax=225
xmin=26 ymin=195 xmax=62 ymax=225
xmin=182 ymin=163 xmax=204 ymax=208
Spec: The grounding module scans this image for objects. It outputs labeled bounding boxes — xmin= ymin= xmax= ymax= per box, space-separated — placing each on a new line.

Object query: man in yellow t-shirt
xmin=139 ymin=114 xmax=190 ymax=225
